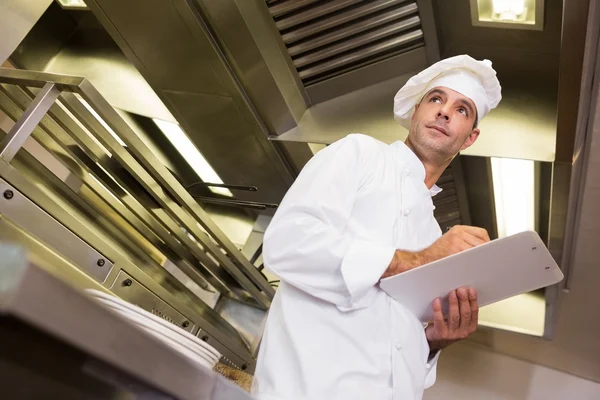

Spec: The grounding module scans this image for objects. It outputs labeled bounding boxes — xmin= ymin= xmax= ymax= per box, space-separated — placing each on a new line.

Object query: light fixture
xmin=152 ymin=119 xmax=233 ymax=198
xmin=56 ymin=0 xmax=89 ymax=10
xmin=470 ymin=0 xmax=544 ymax=30
xmin=491 ymin=157 xmax=535 ymax=238
xmin=492 ymin=0 xmax=526 ymax=21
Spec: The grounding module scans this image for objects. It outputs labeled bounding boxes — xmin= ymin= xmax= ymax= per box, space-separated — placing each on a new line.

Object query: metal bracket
xmin=0 ymin=82 xmax=60 ymax=162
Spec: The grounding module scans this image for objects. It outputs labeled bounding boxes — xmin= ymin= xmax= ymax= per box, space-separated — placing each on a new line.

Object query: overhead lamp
xmin=491 ymin=157 xmax=535 ymax=238
xmin=152 ymin=119 xmax=233 ymax=198
xmin=470 ymin=0 xmax=544 ymax=30
xmin=56 ymin=0 xmax=89 ymax=10
xmin=492 ymin=0 xmax=526 ymax=21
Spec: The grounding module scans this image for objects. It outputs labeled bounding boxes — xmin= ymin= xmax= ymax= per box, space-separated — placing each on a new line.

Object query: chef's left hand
xmin=425 ymin=287 xmax=479 ymax=352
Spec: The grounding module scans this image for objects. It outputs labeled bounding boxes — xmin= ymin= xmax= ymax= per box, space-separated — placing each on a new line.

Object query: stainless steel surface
xmin=84 ymin=0 xmax=295 ymax=211
xmin=0 ymin=82 xmax=59 ymax=162
xmin=0 ymin=217 xmax=108 ymax=293
xmin=193 ymin=196 xmax=278 ymax=211
xmin=0 ymin=65 xmax=85 ymax=88
xmin=559 ymin=0 xmax=600 ymax=291
xmin=266 ymin=0 xmax=424 ymax=86
xmin=0 ymin=67 xmax=267 ymax=370
xmin=214 ymin=296 xmax=268 ymax=358
xmin=109 ymin=270 xmax=194 ymax=333
xmin=0 ymin=249 xmax=254 ymax=399
xmin=274 ymin=0 xmax=364 ymax=31
xmin=43 ymin=17 xmax=177 ymax=123
xmin=65 ymin=83 xmax=273 ymax=303
xmin=58 ymin=90 xmax=270 ymax=304
xmin=415 ymin=0 xmax=440 ymax=64
xmin=299 ymin=30 xmax=423 ymax=80
xmin=303 ymin=47 xmax=427 ymax=104
xmin=284 ymin=0 xmax=411 ymax=49
xmin=0 ymin=82 xmax=234 ymax=299
xmin=196 ymin=0 xmax=314 ymax=182
xmin=282 ymin=1 xmax=419 ymax=55
xmin=268 ymin=0 xmax=320 ymax=18
xmin=0 ymin=0 xmax=53 ymax=64
xmin=220 ymin=0 xmax=310 ymax=127
xmin=0 ymin=178 xmax=114 ymax=283
xmin=293 ymin=16 xmax=421 ymax=69
xmin=0 ymin=165 xmax=255 ymax=369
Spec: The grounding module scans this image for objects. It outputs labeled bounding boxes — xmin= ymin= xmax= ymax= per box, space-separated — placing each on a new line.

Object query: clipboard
xmin=379 ymin=231 xmax=564 ymax=323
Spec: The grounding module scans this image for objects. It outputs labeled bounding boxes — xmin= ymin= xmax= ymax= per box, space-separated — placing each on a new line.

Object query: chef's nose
xmin=437 ymin=109 xmax=450 ymax=121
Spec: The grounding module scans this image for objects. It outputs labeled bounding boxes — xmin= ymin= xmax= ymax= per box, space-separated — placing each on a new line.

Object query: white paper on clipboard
xmin=379 ymin=231 xmax=564 ymax=323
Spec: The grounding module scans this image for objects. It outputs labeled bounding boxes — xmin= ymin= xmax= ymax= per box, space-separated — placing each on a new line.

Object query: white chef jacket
xmin=253 ymin=134 xmax=443 ymax=400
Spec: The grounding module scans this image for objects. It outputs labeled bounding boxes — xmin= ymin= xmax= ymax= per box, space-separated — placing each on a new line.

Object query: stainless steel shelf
xmin=0 ymin=67 xmax=271 ymax=371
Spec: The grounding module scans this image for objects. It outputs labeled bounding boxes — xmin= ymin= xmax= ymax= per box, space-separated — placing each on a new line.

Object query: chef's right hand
xmin=381 ymin=225 xmax=490 ymax=278
xmin=419 ymin=225 xmax=490 ymax=265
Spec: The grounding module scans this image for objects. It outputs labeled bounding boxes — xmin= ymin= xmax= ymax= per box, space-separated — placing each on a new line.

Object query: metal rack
xmin=0 ymin=67 xmax=273 ymax=372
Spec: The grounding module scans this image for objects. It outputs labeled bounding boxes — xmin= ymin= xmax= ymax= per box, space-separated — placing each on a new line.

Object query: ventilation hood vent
xmin=267 ymin=0 xmax=424 ymax=86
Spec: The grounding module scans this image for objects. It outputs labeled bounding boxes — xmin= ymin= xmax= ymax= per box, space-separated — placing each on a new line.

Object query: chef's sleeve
xmin=262 ymin=134 xmax=396 ymax=311
xmin=424 ymin=350 xmax=441 ymax=389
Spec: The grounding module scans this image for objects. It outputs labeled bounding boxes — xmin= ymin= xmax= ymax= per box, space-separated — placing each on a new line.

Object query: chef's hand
xmin=382 ymin=226 xmax=489 ymax=278
xmin=425 ymin=287 xmax=479 ymax=352
xmin=420 ymin=225 xmax=490 ymax=265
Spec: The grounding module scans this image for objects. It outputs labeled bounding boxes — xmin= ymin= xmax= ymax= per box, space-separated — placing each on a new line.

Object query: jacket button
xmin=395 ymin=343 xmax=403 ymax=350
xmin=403 ymin=209 xmax=410 ymax=216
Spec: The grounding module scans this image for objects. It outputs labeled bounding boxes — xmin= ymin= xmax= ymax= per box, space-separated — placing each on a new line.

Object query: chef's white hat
xmin=393 ymin=55 xmax=502 ymax=129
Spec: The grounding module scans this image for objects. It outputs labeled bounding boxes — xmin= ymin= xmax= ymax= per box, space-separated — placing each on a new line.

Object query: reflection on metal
xmin=0 ymin=178 xmax=114 ymax=283
xmin=0 ymin=82 xmax=60 ymax=162
xmin=193 ymin=196 xmax=278 ymax=211
xmin=266 ymin=0 xmax=424 ymax=85
xmin=84 ymin=0 xmax=295 ymax=209
xmin=286 ymin=1 xmax=418 ymax=55
xmin=214 ymin=296 xmax=268 ymax=358
xmin=188 ymin=182 xmax=258 ymax=192
xmin=0 ymin=0 xmax=53 ymax=64
xmin=0 ymin=67 xmax=274 ymax=370
xmin=109 ymin=270 xmax=194 ymax=333
xmin=0 ymin=254 xmax=255 ymax=399
xmin=559 ymin=0 xmax=600 ymax=293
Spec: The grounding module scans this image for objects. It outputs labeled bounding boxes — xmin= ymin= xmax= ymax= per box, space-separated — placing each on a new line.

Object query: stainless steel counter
xmin=0 ymin=244 xmax=254 ymax=400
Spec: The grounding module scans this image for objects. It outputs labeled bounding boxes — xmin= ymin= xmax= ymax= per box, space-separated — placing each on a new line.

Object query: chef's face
xmin=407 ymin=87 xmax=480 ymax=163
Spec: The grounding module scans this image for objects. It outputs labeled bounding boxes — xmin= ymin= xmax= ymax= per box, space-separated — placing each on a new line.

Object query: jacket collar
xmin=390 ymin=141 xmax=443 ymax=197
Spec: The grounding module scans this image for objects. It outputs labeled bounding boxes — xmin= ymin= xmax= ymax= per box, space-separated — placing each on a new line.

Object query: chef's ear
xmin=460 ymin=128 xmax=481 ymax=151
xmin=411 ymin=104 xmax=420 ymax=121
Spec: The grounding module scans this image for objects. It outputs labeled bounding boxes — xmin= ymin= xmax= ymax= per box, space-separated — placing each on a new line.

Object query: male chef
xmin=252 ymin=55 xmax=502 ymax=400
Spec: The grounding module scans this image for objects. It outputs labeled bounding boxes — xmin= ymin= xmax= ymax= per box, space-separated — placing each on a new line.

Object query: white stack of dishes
xmin=85 ymin=289 xmax=221 ymax=369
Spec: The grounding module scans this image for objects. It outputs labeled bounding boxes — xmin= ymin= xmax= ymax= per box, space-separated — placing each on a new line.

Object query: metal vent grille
xmin=433 ymin=166 xmax=462 ymax=232
xmin=151 ymin=308 xmax=175 ymax=324
xmin=266 ymin=0 xmax=424 ymax=86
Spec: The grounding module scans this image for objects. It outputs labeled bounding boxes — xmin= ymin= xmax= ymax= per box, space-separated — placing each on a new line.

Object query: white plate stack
xmin=85 ymin=289 xmax=221 ymax=370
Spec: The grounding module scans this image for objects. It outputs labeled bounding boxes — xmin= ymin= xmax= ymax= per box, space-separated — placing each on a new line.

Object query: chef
xmin=252 ymin=55 xmax=502 ymax=400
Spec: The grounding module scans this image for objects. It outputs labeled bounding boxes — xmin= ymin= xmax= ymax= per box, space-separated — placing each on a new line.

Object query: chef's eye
xmin=458 ymin=107 xmax=468 ymax=116
xmin=430 ymin=96 xmax=441 ymax=103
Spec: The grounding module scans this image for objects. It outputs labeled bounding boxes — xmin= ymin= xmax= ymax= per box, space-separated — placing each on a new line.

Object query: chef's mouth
xmin=426 ymin=125 xmax=449 ymax=136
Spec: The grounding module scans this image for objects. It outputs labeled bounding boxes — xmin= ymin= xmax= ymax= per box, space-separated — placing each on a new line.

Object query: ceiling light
xmin=491 ymin=157 xmax=535 ymax=238
xmin=470 ymin=0 xmax=544 ymax=30
xmin=56 ymin=0 xmax=89 ymax=9
xmin=152 ymin=119 xmax=233 ymax=198
xmin=492 ymin=0 xmax=526 ymax=21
